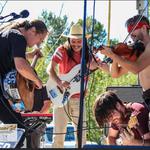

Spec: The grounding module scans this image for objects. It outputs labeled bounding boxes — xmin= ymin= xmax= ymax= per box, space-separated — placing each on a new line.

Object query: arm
xmin=39 ymin=100 xmax=51 ymax=114
xmin=110 ymin=61 xmax=128 ymax=78
xmin=101 ymin=43 xmax=150 ymax=74
xmin=47 ymin=60 xmax=70 ymax=89
xmin=91 ymin=53 xmax=111 ymax=73
xmin=14 ymin=57 xmax=42 ymax=88
xmin=121 ymin=129 xmax=150 ymax=146
xmin=90 ymin=52 xmax=127 ymax=76
xmin=107 ymin=127 xmax=119 ymax=145
xmin=46 ymin=61 xmax=62 ymax=85
xmin=97 ymin=59 xmax=128 ymax=77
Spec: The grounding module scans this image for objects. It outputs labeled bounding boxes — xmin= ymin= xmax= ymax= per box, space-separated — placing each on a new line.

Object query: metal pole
xmin=136 ymin=0 xmax=149 ymax=85
xmin=107 ymin=0 xmax=111 ymax=46
xmin=77 ymin=0 xmax=87 ymax=148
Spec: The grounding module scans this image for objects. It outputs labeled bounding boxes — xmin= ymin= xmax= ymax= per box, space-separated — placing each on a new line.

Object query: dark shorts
xmin=34 ymin=86 xmax=50 ymax=101
xmin=32 ymin=86 xmax=50 ymax=111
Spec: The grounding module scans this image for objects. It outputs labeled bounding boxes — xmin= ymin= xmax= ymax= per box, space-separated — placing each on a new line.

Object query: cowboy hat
xmin=62 ymin=24 xmax=91 ymax=39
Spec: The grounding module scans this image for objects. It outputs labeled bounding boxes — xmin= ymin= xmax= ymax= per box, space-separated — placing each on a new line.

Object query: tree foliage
xmin=36 ymin=10 xmax=69 ymax=83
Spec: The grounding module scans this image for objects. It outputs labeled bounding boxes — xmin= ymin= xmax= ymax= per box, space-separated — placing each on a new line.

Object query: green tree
xmin=36 ymin=10 xmax=69 ymax=83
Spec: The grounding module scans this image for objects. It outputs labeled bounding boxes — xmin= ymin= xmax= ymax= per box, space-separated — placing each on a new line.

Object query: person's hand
xmin=100 ymin=46 xmax=114 ymax=58
xmin=34 ymin=79 xmax=43 ymax=89
xmin=89 ymin=57 xmax=100 ymax=70
xmin=32 ymin=111 xmax=41 ymax=114
xmin=31 ymin=48 xmax=43 ymax=58
xmin=120 ymin=127 xmax=135 ymax=145
xmin=61 ymin=81 xmax=70 ymax=89
xmin=57 ymin=80 xmax=70 ymax=93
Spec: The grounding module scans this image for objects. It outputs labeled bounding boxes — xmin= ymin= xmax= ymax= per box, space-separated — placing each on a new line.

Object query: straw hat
xmin=62 ymin=24 xmax=91 ymax=39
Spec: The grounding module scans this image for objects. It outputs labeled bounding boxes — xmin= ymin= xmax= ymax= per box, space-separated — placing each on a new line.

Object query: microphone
xmin=19 ymin=10 xmax=30 ymax=18
xmin=5 ymin=10 xmax=29 ymax=22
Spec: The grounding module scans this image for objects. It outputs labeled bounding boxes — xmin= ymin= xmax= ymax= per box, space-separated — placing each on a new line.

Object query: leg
xmin=69 ymin=98 xmax=87 ymax=148
xmin=52 ymin=105 xmax=69 ymax=148
xmin=30 ymin=123 xmax=46 ymax=148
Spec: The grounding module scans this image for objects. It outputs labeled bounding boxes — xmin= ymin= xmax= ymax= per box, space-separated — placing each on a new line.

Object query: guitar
xmin=46 ymin=51 xmax=106 ymax=108
xmin=3 ymin=54 xmax=40 ymax=111
xmin=46 ymin=64 xmax=88 ymax=108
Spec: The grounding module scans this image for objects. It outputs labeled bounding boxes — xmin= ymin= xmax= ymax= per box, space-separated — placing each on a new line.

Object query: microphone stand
xmin=77 ymin=0 xmax=87 ymax=148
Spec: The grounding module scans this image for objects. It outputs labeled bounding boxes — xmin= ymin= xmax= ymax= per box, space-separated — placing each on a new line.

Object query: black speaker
xmin=106 ymin=86 xmax=144 ymax=103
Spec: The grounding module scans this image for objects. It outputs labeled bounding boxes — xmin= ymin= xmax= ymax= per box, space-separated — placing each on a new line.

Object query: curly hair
xmin=93 ymin=91 xmax=123 ymax=128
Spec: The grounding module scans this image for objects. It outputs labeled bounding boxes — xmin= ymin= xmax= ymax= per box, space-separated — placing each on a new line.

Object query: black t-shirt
xmin=0 ymin=29 xmax=27 ymax=76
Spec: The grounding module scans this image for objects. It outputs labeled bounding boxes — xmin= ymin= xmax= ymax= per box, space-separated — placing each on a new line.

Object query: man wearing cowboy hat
xmin=46 ymin=23 xmax=96 ymax=148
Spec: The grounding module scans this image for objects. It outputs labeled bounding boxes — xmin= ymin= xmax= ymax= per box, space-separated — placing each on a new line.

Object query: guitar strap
xmin=0 ymin=74 xmax=12 ymax=100
xmin=0 ymin=71 xmax=21 ymax=103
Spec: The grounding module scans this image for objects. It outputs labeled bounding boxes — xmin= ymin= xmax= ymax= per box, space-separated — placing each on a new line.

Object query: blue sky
xmin=0 ymin=1 xmax=139 ymax=42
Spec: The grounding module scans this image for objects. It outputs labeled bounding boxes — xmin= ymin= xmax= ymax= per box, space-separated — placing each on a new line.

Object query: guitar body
xmin=3 ymin=55 xmax=39 ymax=111
xmin=16 ymin=73 xmax=35 ymax=111
xmin=3 ymin=70 xmax=35 ymax=111
xmin=46 ymin=64 xmax=84 ymax=108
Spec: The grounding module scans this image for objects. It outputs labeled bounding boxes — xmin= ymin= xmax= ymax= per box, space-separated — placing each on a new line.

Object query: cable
xmin=86 ymin=0 xmax=96 ymax=143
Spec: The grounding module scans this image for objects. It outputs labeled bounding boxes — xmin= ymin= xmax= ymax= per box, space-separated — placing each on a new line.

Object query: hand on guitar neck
xmin=26 ymin=47 xmax=43 ymax=60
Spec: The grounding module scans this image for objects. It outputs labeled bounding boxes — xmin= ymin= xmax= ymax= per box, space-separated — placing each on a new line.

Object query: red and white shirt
xmin=52 ymin=45 xmax=82 ymax=98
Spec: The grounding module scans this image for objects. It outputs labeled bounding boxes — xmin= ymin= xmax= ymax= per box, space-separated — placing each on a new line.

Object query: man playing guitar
xmin=0 ymin=19 xmax=48 ymax=148
xmin=46 ymin=23 xmax=97 ymax=148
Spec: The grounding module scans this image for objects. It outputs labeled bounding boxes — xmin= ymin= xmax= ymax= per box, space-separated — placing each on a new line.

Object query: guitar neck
xmin=31 ymin=54 xmax=40 ymax=68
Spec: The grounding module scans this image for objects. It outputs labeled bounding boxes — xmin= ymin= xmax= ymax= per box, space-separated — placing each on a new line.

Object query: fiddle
xmin=94 ymin=41 xmax=145 ymax=62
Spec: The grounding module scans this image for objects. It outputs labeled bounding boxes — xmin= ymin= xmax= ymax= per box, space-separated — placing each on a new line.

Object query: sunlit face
xmin=70 ymin=38 xmax=83 ymax=52
xmin=26 ymin=27 xmax=48 ymax=47
xmin=108 ymin=110 xmax=125 ymax=125
xmin=107 ymin=103 xmax=126 ymax=128
xmin=129 ymin=28 xmax=143 ymax=42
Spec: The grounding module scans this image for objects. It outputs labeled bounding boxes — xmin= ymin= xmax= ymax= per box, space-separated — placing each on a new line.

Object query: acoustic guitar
xmin=3 ymin=54 xmax=40 ymax=111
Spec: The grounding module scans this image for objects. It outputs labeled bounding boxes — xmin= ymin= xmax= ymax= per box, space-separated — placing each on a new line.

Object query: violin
xmin=94 ymin=41 xmax=145 ymax=62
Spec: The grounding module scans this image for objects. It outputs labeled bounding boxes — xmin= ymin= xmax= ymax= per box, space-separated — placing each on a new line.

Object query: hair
xmin=63 ymin=38 xmax=90 ymax=64
xmin=125 ymin=14 xmax=149 ymax=27
xmin=11 ymin=19 xmax=48 ymax=34
xmin=93 ymin=91 xmax=123 ymax=127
